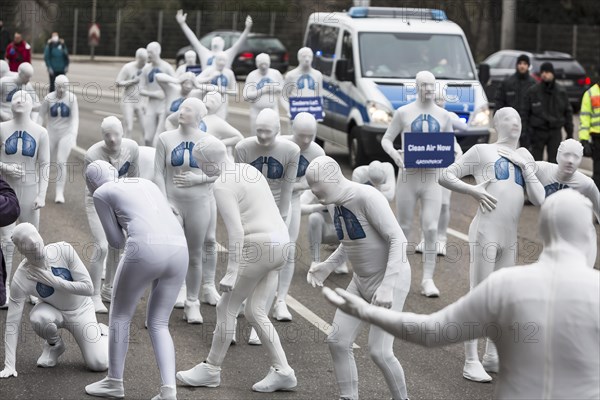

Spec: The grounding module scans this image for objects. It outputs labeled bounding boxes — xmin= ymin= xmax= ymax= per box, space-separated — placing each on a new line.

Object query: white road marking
xmin=93 ymin=109 xmax=123 ymax=118
xmin=447 ymin=227 xmax=469 ymax=242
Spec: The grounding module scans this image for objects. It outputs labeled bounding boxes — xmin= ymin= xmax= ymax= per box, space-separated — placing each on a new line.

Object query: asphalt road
xmin=0 ymin=58 xmax=598 ymax=400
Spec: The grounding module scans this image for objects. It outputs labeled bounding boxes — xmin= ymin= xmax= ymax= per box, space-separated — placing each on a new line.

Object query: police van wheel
xmin=349 ymin=127 xmax=367 ymax=169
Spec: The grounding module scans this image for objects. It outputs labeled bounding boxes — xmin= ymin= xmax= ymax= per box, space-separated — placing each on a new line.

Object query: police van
xmin=304 ymin=7 xmax=491 ymax=167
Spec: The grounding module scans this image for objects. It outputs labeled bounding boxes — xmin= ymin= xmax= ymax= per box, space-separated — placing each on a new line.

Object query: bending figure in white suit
xmin=176 ymin=135 xmax=297 ymax=393
xmin=439 ymin=106 xmax=545 ymax=382
xmin=306 ymin=155 xmax=411 ymax=400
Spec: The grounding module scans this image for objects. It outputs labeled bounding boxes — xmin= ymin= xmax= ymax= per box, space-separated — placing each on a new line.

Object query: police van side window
xmin=306 ymin=23 xmax=339 ymax=76
xmin=341 ymin=30 xmax=355 ymax=74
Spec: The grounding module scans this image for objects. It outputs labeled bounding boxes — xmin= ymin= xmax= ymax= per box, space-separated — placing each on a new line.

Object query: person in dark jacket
xmin=0 ymin=178 xmax=20 ymax=307
xmin=5 ymin=32 xmax=31 ymax=72
xmin=43 ymin=32 xmax=69 ymax=92
xmin=495 ymin=54 xmax=536 ymax=147
xmin=522 ymin=61 xmax=573 ymax=163
xmin=0 ymin=21 xmax=10 ymax=58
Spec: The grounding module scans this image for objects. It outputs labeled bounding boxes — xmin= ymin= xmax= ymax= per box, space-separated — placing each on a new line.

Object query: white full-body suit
xmin=267 ymin=112 xmax=325 ymax=321
xmin=175 ymin=50 xmax=201 ymax=77
xmin=351 ymin=160 xmax=396 ymax=202
xmin=0 ymin=224 xmax=108 ymax=378
xmin=439 ymin=107 xmax=545 ymax=382
xmin=0 ymin=60 xmax=17 ymax=79
xmin=0 ymin=91 xmax=49 ymax=307
xmin=154 ymin=98 xmax=216 ymax=323
xmin=244 ymin=53 xmax=285 ymax=135
xmin=380 ymin=71 xmax=459 ymax=298
xmin=302 ymin=190 xmax=339 ymax=263
xmin=115 ymin=48 xmax=147 ymax=142
xmin=0 ymin=63 xmax=40 ymax=122
xmin=176 ymin=135 xmax=297 ymax=393
xmin=37 ymin=75 xmax=79 ymax=204
xmin=176 ymin=10 xmax=252 ymax=70
xmin=325 ymin=188 xmax=599 ymax=400
xmin=306 ymin=156 xmax=411 ymax=400
xmin=84 ymin=161 xmax=188 ymax=400
xmin=282 ymin=48 xmax=324 ymax=126
xmin=196 ymin=52 xmax=237 ymax=120
xmin=139 ymin=42 xmax=175 ymax=146
xmin=155 ymin=71 xmax=201 ymax=142
xmin=84 ymin=117 xmax=139 ymax=313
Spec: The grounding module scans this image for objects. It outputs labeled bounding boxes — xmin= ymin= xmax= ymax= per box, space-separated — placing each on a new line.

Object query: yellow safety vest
xmin=579 ymin=83 xmax=600 ymax=140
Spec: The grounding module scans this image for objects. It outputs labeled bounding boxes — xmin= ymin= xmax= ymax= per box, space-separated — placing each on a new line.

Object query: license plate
xmin=557 ymin=79 xmax=574 ymax=87
xmin=270 ymin=54 xmax=279 ymax=61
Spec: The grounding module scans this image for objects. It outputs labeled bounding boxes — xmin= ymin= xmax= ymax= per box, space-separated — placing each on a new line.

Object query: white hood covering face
xmin=85 ymin=160 xmax=119 ymax=194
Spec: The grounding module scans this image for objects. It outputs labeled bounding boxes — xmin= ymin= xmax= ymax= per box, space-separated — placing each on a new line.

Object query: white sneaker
xmin=248 ymin=327 xmax=262 ymax=345
xmin=101 ymin=262 xmax=106 ymax=280
xmin=415 ymin=240 xmax=425 ymax=254
xmin=237 ymin=300 xmax=246 ymax=318
xmin=252 ymin=366 xmax=297 ymax=392
xmin=482 ymin=353 xmax=499 ymax=373
xmin=273 ymin=300 xmax=292 ymax=322
xmin=54 ymin=193 xmax=65 ymax=204
xmin=420 ymin=279 xmax=440 ymax=298
xmin=174 ymin=284 xmax=186 ymax=309
xmin=437 ymin=241 xmax=447 ymax=256
xmin=85 ymin=376 xmax=125 ymax=398
xmin=176 ymin=362 xmax=221 ymax=387
xmin=92 ymin=295 xmax=108 ymax=314
xmin=183 ymin=300 xmax=203 ymax=324
xmin=100 ymin=284 xmax=112 ymax=303
xmin=37 ymin=338 xmax=66 ymax=367
xmin=29 ymin=295 xmax=39 ymax=305
xmin=463 ymin=360 xmax=492 ymax=382
xmin=231 ymin=320 xmax=237 ymax=345
xmin=151 ymin=385 xmax=176 ymax=400
xmin=334 ymin=262 xmax=349 ymax=275
xmin=0 ymin=285 xmax=9 ymax=309
xmin=200 ymin=284 xmax=221 ymax=306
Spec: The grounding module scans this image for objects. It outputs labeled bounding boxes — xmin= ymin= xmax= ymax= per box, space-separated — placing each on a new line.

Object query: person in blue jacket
xmin=0 ymin=177 xmax=20 ymax=307
xmin=43 ymin=32 xmax=69 ymax=92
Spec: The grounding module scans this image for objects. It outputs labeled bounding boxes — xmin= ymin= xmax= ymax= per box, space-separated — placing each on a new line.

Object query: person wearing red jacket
xmin=5 ymin=33 xmax=31 ymax=72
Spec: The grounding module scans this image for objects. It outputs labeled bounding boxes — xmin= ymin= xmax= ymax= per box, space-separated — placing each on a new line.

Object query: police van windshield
xmin=359 ymin=32 xmax=476 ymax=80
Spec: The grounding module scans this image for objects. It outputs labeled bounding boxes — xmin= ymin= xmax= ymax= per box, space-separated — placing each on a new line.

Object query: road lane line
xmin=447 ymin=227 xmax=469 ymax=242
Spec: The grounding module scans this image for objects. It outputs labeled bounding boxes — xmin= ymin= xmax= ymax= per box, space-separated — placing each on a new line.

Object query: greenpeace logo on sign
xmin=404 ymin=132 xmax=455 ymax=168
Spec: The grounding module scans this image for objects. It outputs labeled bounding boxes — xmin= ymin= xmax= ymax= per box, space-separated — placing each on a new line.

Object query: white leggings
xmin=30 ymin=299 xmax=108 ymax=371
xmin=142 ymin=107 xmax=164 ymax=147
xmin=85 ymin=194 xmax=120 ymax=296
xmin=395 ymin=169 xmax=442 ymax=281
xmin=172 ymin=196 xmax=211 ymax=303
xmin=206 ymin=241 xmax=290 ymax=370
xmin=1 ymin=184 xmax=40 ymax=286
xmin=108 ymin=240 xmax=188 ymax=385
xmin=327 ymin=269 xmax=411 ymax=400
xmin=120 ymin=101 xmax=145 ymax=142
xmin=202 ymin=196 xmax=218 ymax=288
xmin=48 ymin=133 xmax=76 ymax=198
xmin=275 ymin=195 xmax=301 ymax=302
xmin=308 ymin=211 xmax=339 ymax=262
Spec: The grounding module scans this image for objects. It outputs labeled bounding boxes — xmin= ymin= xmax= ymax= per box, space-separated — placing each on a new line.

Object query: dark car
xmin=482 ymin=50 xmax=590 ymax=111
xmin=176 ymin=31 xmax=289 ymax=77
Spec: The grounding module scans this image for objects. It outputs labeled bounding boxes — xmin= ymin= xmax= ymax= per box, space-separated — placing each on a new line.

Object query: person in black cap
xmin=495 ymin=54 xmax=536 ymax=147
xmin=523 ymin=61 xmax=573 ymax=163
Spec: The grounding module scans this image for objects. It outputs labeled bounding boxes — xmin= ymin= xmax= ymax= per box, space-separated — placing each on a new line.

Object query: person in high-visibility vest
xmin=579 ymin=83 xmax=600 ymax=191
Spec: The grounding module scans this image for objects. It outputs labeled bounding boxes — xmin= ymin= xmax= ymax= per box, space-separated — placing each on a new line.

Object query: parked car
xmin=176 ymin=31 xmax=289 ymax=76
xmin=482 ymin=50 xmax=590 ymax=111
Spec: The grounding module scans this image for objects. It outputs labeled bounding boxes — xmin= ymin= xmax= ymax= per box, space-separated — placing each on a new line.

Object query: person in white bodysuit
xmin=115 ymin=48 xmax=147 ymax=142
xmin=154 ymin=97 xmax=217 ymax=323
xmin=0 ymin=223 xmax=108 ymax=378
xmin=0 ymin=62 xmax=40 ymax=122
xmin=351 ymin=160 xmax=396 ymax=202
xmin=380 ymin=71 xmax=461 ymax=298
xmin=0 ymin=90 xmax=49 ymax=308
xmin=37 ymin=75 xmax=79 ymax=204
xmin=176 ymin=9 xmax=252 ymax=70
xmin=439 ymin=106 xmax=545 ymax=382
xmin=306 ymin=155 xmax=411 ymax=400
xmin=176 ymin=50 xmax=200 ymax=77
xmin=83 ymin=161 xmax=188 ymax=400
xmin=196 ymin=52 xmax=237 ymax=120
xmin=282 ymin=48 xmax=324 ymax=121
xmin=139 ymin=42 xmax=175 ymax=146
xmin=176 ymin=135 xmax=297 ymax=393
xmin=244 ymin=53 xmax=285 ymax=135
xmin=0 ymin=60 xmax=17 ymax=79
xmin=84 ymin=116 xmax=139 ymax=313
xmin=266 ymin=112 xmax=325 ymax=322
xmin=324 ymin=188 xmax=599 ymax=400
xmin=166 ymin=93 xmax=243 ymax=308
xmin=155 ymin=71 xmax=201 ymax=139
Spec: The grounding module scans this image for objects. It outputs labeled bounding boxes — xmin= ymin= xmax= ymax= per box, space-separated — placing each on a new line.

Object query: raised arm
xmin=225 ymin=16 xmax=253 ymax=64
xmin=176 ymin=10 xmax=211 ymax=69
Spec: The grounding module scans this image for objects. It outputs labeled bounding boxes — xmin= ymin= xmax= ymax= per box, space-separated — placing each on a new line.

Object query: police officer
xmin=579 ymin=80 xmax=600 ymax=191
